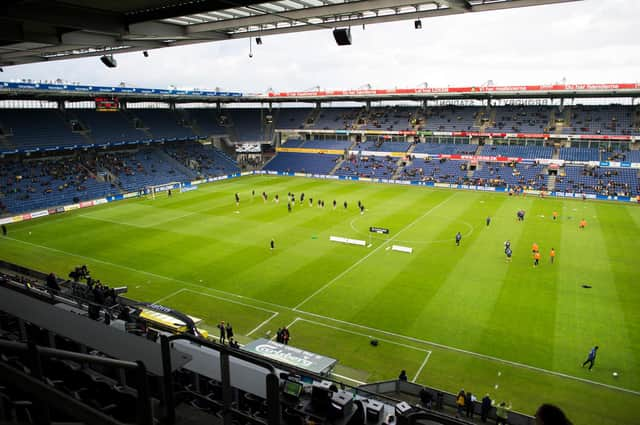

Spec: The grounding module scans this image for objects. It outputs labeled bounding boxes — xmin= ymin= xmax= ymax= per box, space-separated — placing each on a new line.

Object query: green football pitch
xmin=1 ymin=175 xmax=639 ymax=424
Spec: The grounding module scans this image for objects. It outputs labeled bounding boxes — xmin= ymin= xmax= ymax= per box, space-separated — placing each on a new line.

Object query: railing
xmin=0 ymin=339 xmax=152 ymax=425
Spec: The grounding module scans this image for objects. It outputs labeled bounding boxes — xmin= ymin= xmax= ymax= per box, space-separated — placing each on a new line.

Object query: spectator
xmin=217 ymin=321 xmax=226 ymax=344
xmin=46 ymin=272 xmax=60 ymax=291
xmin=535 ymin=404 xmax=572 ymax=425
xmin=456 ymin=390 xmax=465 ymax=417
xmin=225 ymin=322 xmax=234 ymax=340
xmin=481 ymin=393 xmax=492 ymax=422
xmin=465 ymin=391 xmax=476 ymax=419
xmin=419 ymin=387 xmax=432 ymax=409
xmin=496 ymin=401 xmax=511 ymax=425
xmin=281 ymin=327 xmax=290 ymax=345
xmin=398 ymin=370 xmax=408 ymax=381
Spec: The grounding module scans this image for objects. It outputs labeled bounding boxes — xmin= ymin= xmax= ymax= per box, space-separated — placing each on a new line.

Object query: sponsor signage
xmin=242 ymin=338 xmax=337 ymax=374
xmin=369 ymin=226 xmax=390 ymax=234
xmin=0 ymin=81 xmax=242 ymax=97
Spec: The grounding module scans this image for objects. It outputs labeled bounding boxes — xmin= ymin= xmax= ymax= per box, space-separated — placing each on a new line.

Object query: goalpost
xmin=145 ymin=182 xmax=182 ymax=199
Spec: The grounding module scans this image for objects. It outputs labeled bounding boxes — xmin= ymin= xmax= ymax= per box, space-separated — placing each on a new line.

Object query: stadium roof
xmin=0 ymin=0 xmax=580 ymax=67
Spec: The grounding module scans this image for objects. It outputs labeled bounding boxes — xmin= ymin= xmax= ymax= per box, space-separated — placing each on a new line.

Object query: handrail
xmin=0 ymin=339 xmax=139 ymax=369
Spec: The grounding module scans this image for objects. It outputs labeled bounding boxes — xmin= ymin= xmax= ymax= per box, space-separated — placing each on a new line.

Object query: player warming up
xmin=550 ymin=248 xmax=556 ymax=264
xmin=579 ymin=218 xmax=587 ymax=229
xmin=455 ymin=231 xmax=462 ymax=246
xmin=582 ymin=346 xmax=599 ymax=370
xmin=270 ymin=239 xmax=275 ymax=251
xmin=533 ymin=251 xmax=541 ymax=267
xmin=505 ymin=247 xmax=512 ymax=262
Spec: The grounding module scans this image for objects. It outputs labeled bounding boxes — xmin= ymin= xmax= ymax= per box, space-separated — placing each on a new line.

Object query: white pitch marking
xmin=332 ymin=373 xmax=367 ymax=386
xmin=247 ymin=312 xmax=279 ymax=337
xmin=413 ymin=351 xmax=432 ymax=383
xmin=152 ymin=288 xmax=187 ymax=304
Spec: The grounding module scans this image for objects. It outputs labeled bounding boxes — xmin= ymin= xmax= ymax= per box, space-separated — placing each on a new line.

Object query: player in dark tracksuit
xmin=582 ymin=346 xmax=599 ymax=370
xmin=486 ymin=216 xmax=491 ymax=227
xmin=455 ymin=232 xmax=462 ymax=246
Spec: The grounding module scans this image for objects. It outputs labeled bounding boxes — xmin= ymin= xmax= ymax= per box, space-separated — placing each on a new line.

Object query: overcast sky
xmin=1 ymin=0 xmax=638 ymax=93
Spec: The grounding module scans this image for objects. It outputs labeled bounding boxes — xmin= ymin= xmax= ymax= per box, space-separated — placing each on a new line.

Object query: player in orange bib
xmin=532 ymin=242 xmax=539 ymax=253
xmin=552 ymin=211 xmax=558 ymax=220
xmin=579 ymin=218 xmax=587 ymax=229
xmin=533 ymin=251 xmax=541 ymax=267
xmin=550 ymin=248 xmax=556 ymax=264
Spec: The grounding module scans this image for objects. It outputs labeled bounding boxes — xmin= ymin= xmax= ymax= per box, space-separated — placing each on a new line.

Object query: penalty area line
xmin=152 ymin=288 xmax=187 ymax=305
xmin=412 ymin=352 xmax=432 ymax=383
xmin=247 ymin=312 xmax=280 ymax=337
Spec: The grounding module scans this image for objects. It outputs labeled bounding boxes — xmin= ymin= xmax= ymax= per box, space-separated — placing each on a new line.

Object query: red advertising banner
xmin=268 ymin=83 xmax=640 ymax=98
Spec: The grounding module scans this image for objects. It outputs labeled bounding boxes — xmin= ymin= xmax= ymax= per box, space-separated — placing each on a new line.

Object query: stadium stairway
xmin=392 ymin=143 xmax=416 ymax=179
xmin=547 ymin=171 xmax=557 ymax=191
xmin=329 ymin=157 xmax=347 ymax=175
xmin=121 ymin=109 xmax=153 ymax=139
xmin=303 ymin=107 xmax=321 ymax=129
xmin=160 ymin=149 xmax=199 ymax=180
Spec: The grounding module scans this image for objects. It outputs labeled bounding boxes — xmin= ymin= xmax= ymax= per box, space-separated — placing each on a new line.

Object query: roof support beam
xmin=186 ymin=0 xmax=438 ymax=33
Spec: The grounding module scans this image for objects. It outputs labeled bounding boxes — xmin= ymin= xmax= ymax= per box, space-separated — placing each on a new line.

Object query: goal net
xmin=145 ymin=182 xmax=182 ymax=199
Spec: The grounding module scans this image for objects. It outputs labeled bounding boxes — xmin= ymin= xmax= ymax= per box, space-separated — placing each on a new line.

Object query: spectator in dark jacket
xmin=465 ymin=392 xmax=475 ymax=419
xmin=481 ymin=394 xmax=492 ymax=422
xmin=46 ymin=273 xmax=60 ymax=291
xmin=398 ymin=370 xmax=408 ymax=381
xmin=225 ymin=323 xmax=234 ymax=340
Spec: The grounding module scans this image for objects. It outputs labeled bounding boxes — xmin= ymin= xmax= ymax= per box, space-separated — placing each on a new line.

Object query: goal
xmin=145 ymin=182 xmax=182 ymax=199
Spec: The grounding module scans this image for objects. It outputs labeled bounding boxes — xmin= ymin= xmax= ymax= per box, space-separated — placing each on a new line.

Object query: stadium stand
xmin=400 ymin=158 xmax=470 ymax=184
xmin=473 ymin=162 xmax=548 ymax=190
xmin=183 ymin=109 xmax=227 ymax=137
xmin=0 ymin=109 xmax=86 ymax=149
xmin=559 ymin=147 xmax=601 ymax=161
xmin=274 ymin=107 xmax=311 ymax=130
xmin=264 ymin=152 xmax=340 ymax=174
xmin=0 ymin=155 xmax=117 ymax=215
xmin=72 ymin=109 xmax=147 ymax=143
xmin=355 ymin=141 xmax=410 ymax=153
xmin=164 ymin=142 xmax=239 ymax=178
xmin=131 ymin=109 xmax=194 ymax=140
xmin=281 ymin=138 xmax=306 ymax=147
xmin=481 ymin=144 xmax=554 ymax=159
xmin=335 ymin=154 xmax=398 ymax=178
xmin=564 ymin=105 xmax=640 ymax=136
xmin=422 ymin=106 xmax=479 ymax=131
xmin=226 ymin=108 xmax=271 ymax=141
xmin=555 ymin=166 xmax=638 ymax=196
xmin=485 ymin=106 xmax=551 ymax=133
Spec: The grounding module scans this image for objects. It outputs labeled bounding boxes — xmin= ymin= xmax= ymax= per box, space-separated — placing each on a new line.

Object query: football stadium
xmin=0 ymin=1 xmax=638 ymax=425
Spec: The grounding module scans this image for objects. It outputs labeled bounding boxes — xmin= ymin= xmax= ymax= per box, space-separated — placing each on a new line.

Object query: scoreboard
xmin=95 ymin=97 xmax=119 ymax=111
